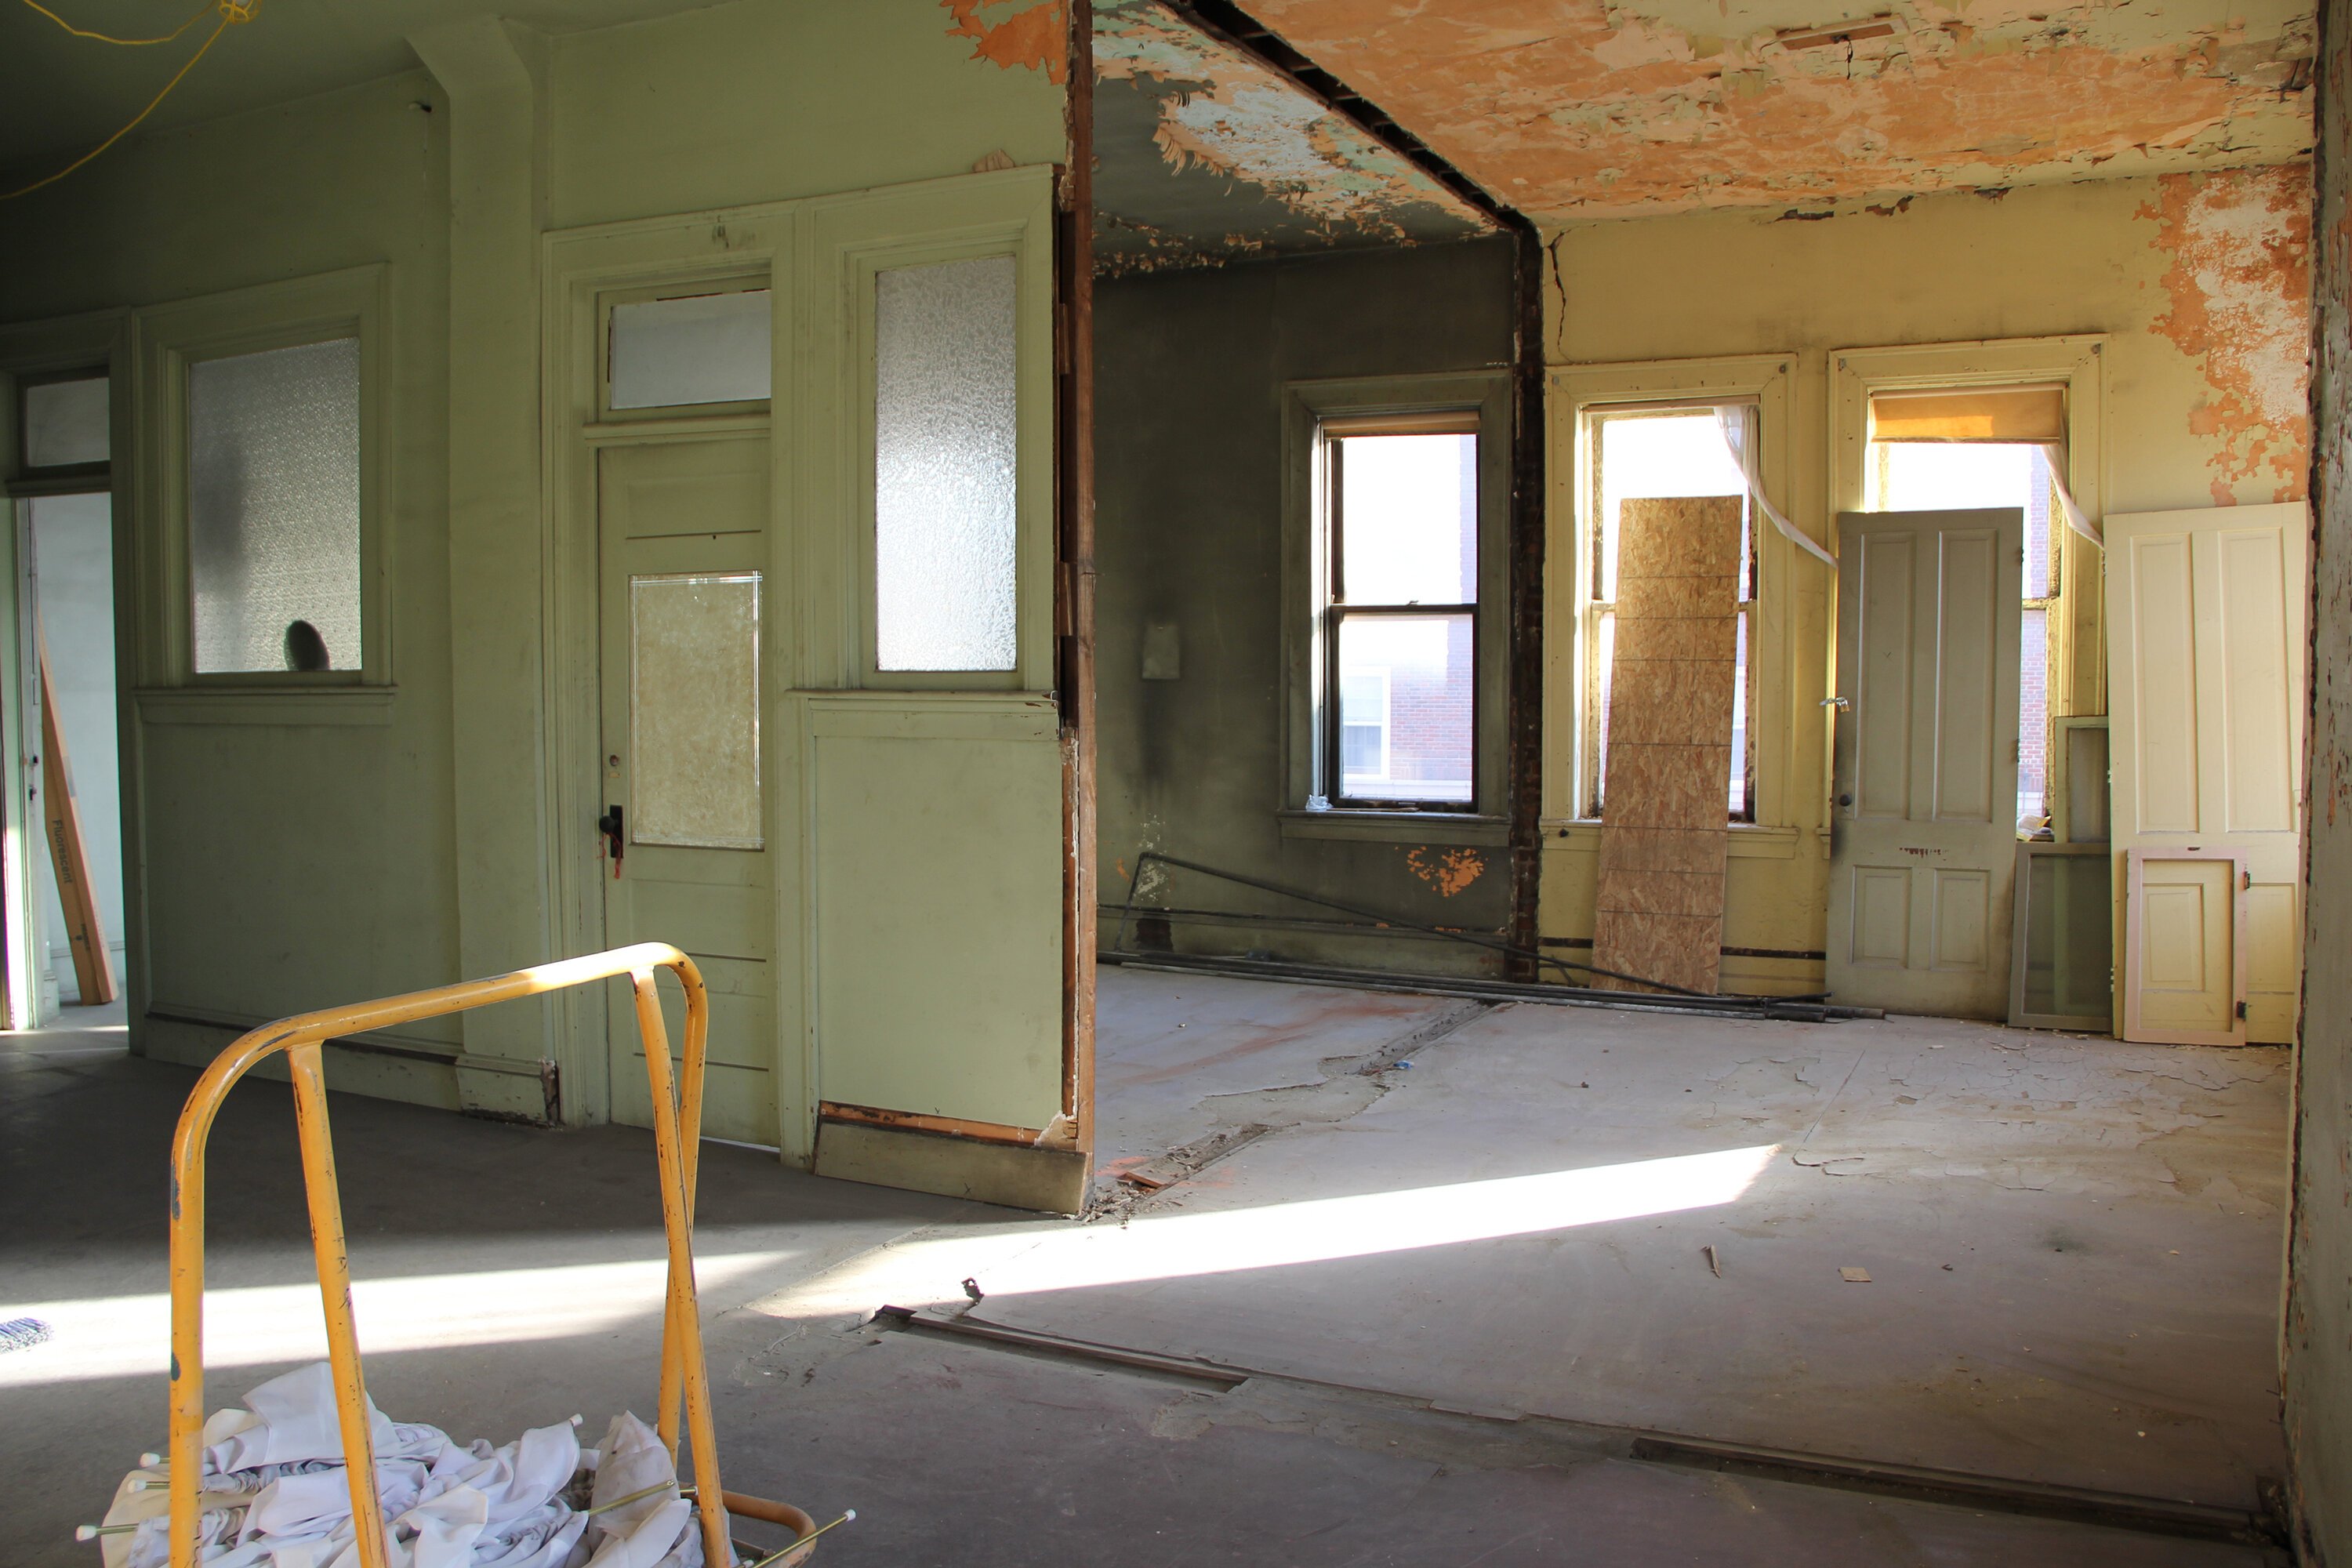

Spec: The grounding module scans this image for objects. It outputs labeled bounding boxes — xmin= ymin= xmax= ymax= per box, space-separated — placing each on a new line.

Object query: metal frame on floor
xmin=162 ymin=942 xmax=815 ymax=1568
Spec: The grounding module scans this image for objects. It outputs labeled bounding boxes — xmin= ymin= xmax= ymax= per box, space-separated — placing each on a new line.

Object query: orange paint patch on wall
xmin=2142 ymin=165 xmax=2314 ymax=503
xmin=943 ymin=0 xmax=1068 ymax=82
xmin=1406 ymin=847 xmax=1486 ymax=897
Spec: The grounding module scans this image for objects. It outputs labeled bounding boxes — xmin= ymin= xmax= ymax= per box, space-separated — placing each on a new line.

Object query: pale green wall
xmin=0 ymin=71 xmax=466 ymax=1056
xmin=549 ymin=0 xmax=1067 ymax=228
xmin=0 ymin=0 xmax=1069 ymax=1112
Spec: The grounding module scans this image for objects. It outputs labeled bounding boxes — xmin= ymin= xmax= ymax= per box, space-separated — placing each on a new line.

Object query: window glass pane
xmin=189 ymin=338 xmax=361 ymax=673
xmin=24 ymin=376 xmax=108 ymax=467
xmin=1869 ymin=441 xmax=2053 ymax=597
xmin=1335 ymin=433 xmax=1475 ymax=604
xmin=2020 ymin=604 xmax=2049 ymax=831
xmin=2019 ymin=850 xmax=2111 ymax=1018
xmin=631 ymin=572 xmax=763 ymax=849
xmin=1593 ymin=413 xmax=1744 ymax=602
xmin=609 ymin=289 xmax=771 ymax=410
xmin=1593 ymin=609 xmax=1614 ymax=811
xmin=874 ymin=256 xmax=1018 ymax=672
xmin=1730 ymin=609 xmax=1748 ymax=817
xmin=1338 ymin=612 xmax=1472 ymax=804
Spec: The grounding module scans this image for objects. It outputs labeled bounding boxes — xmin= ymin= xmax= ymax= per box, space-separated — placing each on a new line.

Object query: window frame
xmin=598 ymin=275 xmax=773 ymax=423
xmin=130 ymin=265 xmax=391 ymax=698
xmin=14 ymin=368 xmax=113 ymax=487
xmin=1831 ymin=336 xmax=2108 ymax=777
xmin=1320 ymin=409 xmax=1481 ymax=811
xmin=1279 ymin=372 xmax=1510 ymax=841
xmin=1546 ymin=354 xmax=1799 ymax=831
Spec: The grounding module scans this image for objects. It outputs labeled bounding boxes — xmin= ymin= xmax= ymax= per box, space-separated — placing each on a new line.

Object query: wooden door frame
xmin=0 ymin=309 xmax=134 ymax=1035
xmin=543 ymin=212 xmax=794 ymax=1139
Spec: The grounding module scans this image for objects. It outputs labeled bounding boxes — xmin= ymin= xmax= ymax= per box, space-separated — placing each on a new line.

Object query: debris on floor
xmin=2 ymin=1316 xmax=53 ymax=1352
xmin=1839 ymin=1267 xmax=1873 ymax=1283
xmin=94 ymin=1363 xmax=705 ymax=1568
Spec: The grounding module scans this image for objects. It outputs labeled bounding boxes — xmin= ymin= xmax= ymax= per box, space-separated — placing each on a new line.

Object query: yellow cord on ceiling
xmin=2 ymin=0 xmax=257 ymax=201
xmin=16 ymin=0 xmax=216 ymax=46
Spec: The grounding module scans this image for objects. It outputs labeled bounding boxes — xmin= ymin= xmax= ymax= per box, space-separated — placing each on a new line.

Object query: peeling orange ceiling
xmin=1239 ymin=0 xmax=2315 ymax=220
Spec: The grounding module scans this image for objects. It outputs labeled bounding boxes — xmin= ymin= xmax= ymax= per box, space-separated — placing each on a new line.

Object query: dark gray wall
xmin=2290 ymin=0 xmax=2349 ymax=1551
xmin=1093 ymin=237 xmax=1517 ymax=975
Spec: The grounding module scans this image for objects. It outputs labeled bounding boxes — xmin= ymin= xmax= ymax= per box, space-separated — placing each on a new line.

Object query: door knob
xmin=597 ymin=805 xmax=625 ymax=877
xmin=1821 ymin=696 xmax=1851 ymax=710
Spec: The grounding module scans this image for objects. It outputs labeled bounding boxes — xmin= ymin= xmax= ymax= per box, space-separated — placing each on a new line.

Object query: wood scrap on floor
xmin=1591 ymin=495 xmax=1741 ymax=996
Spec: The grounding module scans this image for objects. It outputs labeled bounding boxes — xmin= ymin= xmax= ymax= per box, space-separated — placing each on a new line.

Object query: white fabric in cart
xmin=122 ymin=1364 xmax=704 ymax=1568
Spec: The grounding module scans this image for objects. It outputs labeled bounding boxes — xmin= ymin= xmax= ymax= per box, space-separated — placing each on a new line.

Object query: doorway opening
xmin=20 ymin=488 xmax=124 ymax=1021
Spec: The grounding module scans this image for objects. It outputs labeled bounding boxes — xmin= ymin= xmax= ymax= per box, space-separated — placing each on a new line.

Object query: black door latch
xmin=598 ymin=805 xmax=625 ymax=877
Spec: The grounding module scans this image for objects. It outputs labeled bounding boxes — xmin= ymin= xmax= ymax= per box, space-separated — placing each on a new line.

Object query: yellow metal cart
xmin=158 ymin=942 xmax=816 ymax=1568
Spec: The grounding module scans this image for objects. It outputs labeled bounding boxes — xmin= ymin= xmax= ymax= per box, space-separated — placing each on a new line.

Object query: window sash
xmin=1323 ymin=603 xmax=1476 ymax=809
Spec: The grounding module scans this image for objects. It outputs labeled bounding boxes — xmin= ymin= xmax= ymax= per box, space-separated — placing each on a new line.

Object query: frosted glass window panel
xmin=873 ymin=256 xmax=1018 ymax=672
xmin=631 ymin=572 xmax=763 ymax=849
xmin=1336 ymin=433 xmax=1475 ymax=604
xmin=609 ymin=290 xmax=772 ymax=410
xmin=25 ymin=376 xmax=109 ymax=467
xmin=188 ymin=338 xmax=362 ymax=673
xmin=1336 ymin=612 xmax=1472 ymax=803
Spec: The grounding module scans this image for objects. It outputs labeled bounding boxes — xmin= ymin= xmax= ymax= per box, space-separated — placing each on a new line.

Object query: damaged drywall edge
xmin=1243 ymin=0 xmax=2314 ymax=220
xmin=2142 ymin=164 xmax=2315 ymax=503
xmin=1092 ymin=0 xmax=1486 ymax=241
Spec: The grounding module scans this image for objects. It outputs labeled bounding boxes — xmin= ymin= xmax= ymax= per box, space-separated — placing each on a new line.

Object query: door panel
xmin=2125 ymin=535 xmax=2201 ymax=833
xmin=1933 ymin=530 xmax=2002 ymax=823
xmin=809 ymin=702 xmax=1064 ymax=1132
xmin=1827 ymin=509 xmax=2022 ymax=1018
xmin=2106 ymin=503 xmax=2306 ymax=1044
xmin=599 ymin=437 xmax=777 ymax=1146
xmin=2131 ymin=857 xmax=2236 ymax=1038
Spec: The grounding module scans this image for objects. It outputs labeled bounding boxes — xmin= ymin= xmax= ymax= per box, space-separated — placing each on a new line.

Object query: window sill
xmin=1538 ymin=820 xmax=1803 ymax=859
xmin=136 ymin=687 xmax=397 ymax=727
xmin=1278 ymin=808 xmax=1510 ymax=845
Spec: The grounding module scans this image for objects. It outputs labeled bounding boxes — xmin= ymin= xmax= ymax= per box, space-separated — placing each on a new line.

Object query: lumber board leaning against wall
xmin=1591 ymin=495 xmax=1741 ymax=995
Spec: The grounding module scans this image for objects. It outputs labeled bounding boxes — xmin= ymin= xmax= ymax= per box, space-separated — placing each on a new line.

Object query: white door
xmin=598 ymin=437 xmax=777 ymax=1145
xmin=2105 ymin=503 xmax=2305 ymax=1043
xmin=1827 ymin=508 xmax=2024 ymax=1017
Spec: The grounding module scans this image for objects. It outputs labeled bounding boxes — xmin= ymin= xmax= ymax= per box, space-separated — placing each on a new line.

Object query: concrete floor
xmin=2 ymin=972 xmax=2292 ymax=1566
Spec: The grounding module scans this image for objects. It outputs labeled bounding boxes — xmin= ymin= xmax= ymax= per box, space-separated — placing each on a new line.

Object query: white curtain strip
xmin=2038 ymin=443 xmax=2102 ymax=546
xmin=1714 ymin=405 xmax=1837 ymax=570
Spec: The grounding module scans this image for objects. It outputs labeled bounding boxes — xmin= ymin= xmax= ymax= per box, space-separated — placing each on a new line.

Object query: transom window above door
xmin=603 ymin=282 xmax=771 ymax=415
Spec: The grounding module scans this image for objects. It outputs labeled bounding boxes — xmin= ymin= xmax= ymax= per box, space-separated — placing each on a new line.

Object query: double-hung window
xmin=1317 ymin=412 xmax=1478 ymax=809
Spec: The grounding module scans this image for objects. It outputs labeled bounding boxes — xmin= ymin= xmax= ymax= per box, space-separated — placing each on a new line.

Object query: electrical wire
xmin=16 ymin=0 xmax=214 ymax=46
xmin=2 ymin=1 xmax=257 ymax=202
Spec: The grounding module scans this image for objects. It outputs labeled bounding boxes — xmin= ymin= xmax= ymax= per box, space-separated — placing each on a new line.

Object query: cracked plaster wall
xmin=1245 ymin=0 xmax=2312 ymax=222
xmin=1538 ymin=172 xmax=2310 ymax=993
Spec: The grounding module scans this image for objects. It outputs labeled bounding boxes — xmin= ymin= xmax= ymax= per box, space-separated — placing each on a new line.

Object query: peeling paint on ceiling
xmin=2143 ymin=164 xmax=2313 ymax=503
xmin=1240 ymin=0 xmax=2315 ymax=221
xmin=1091 ymin=0 xmax=1491 ymax=274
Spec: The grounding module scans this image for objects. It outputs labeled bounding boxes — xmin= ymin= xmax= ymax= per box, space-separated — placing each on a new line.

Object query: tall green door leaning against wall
xmin=1826 ymin=508 xmax=2024 ymax=1018
xmin=550 ymin=167 xmax=1083 ymax=1210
